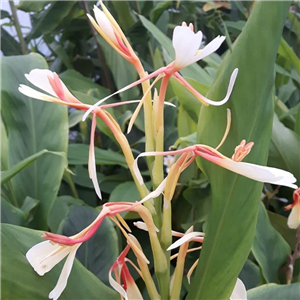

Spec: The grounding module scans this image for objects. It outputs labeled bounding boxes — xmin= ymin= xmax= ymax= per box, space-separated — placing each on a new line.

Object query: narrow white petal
xmin=88 ymin=114 xmax=102 ymax=199
xmin=192 ymin=35 xmax=226 ymax=63
xmin=133 ymin=221 xmax=159 ymax=232
xmin=49 ymin=244 xmax=81 ymax=300
xmin=215 ymin=158 xmax=297 ymax=189
xmin=139 ymin=179 xmax=167 ymax=204
xmin=202 ymin=68 xmax=238 ymax=106
xmin=167 ymin=232 xmax=204 ymax=251
xmin=230 ymin=278 xmax=247 ymax=300
xmin=26 ymin=241 xmax=71 ymax=276
xmin=287 ymin=204 xmax=300 ymax=229
xmin=19 ymin=85 xmax=58 ymax=102
xmin=25 ymin=69 xmax=57 ymax=97
xmin=108 ymin=268 xmax=128 ymax=300
xmin=173 ymin=26 xmax=203 ymax=69
xmin=93 ymin=6 xmax=118 ymax=44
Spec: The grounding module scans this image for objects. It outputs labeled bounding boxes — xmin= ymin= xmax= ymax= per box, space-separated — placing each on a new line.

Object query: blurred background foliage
xmin=1 ymin=1 xmax=300 ymax=299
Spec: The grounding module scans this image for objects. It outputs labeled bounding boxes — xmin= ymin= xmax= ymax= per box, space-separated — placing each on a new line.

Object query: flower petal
xmin=230 ymin=278 xmax=247 ymax=300
xmin=167 ymin=232 xmax=204 ymax=251
xmin=172 ymin=26 xmax=203 ymax=69
xmin=49 ymin=244 xmax=81 ymax=300
xmin=287 ymin=203 xmax=300 ymax=229
xmin=93 ymin=5 xmax=118 ymax=45
xmin=88 ymin=114 xmax=102 ymax=199
xmin=192 ymin=35 xmax=226 ymax=63
xmin=18 ymin=85 xmax=62 ymax=103
xmin=26 ymin=241 xmax=71 ymax=276
xmin=25 ymin=69 xmax=57 ymax=97
xmin=199 ymin=151 xmax=298 ymax=189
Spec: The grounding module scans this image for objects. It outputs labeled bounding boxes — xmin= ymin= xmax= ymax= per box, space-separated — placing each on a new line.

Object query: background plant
xmin=1 ymin=1 xmax=300 ymax=299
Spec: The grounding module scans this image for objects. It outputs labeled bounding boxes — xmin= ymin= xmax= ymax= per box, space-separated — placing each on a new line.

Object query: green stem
xmin=63 ymin=170 xmax=79 ymax=199
xmin=9 ymin=1 xmax=28 ymax=54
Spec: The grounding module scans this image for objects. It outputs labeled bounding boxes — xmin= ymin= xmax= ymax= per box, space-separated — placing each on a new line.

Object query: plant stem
xmin=9 ymin=1 xmax=28 ymax=54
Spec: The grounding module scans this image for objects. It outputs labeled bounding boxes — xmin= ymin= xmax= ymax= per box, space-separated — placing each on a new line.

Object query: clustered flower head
xmin=20 ymin=1 xmax=298 ymax=300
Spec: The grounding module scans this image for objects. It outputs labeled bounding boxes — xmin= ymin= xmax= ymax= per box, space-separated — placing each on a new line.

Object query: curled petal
xmin=167 ymin=232 xmax=204 ymax=251
xmin=175 ymin=68 xmax=238 ymax=106
xmin=230 ymin=278 xmax=247 ymax=300
xmin=49 ymin=244 xmax=81 ymax=300
xmin=133 ymin=221 xmax=159 ymax=232
xmin=192 ymin=35 xmax=226 ymax=63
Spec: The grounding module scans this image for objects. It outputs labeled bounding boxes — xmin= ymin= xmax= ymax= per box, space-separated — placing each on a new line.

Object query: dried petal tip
xmin=231 ymin=140 xmax=254 ymax=162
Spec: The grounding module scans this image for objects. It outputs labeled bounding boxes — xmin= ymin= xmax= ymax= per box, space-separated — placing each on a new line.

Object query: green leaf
xmin=278 ymin=37 xmax=300 ymax=76
xmin=138 ymin=14 xmax=213 ymax=85
xmin=188 ymin=2 xmax=291 ymax=299
xmin=0 ymin=27 xmax=22 ymax=56
xmin=1 ymin=223 xmax=118 ymax=299
xmin=17 ymin=1 xmax=49 ymax=12
xmin=150 ymin=1 xmax=172 ymax=24
xmin=1 ymin=198 xmax=26 ymax=226
xmin=252 ymin=203 xmax=290 ymax=283
xmin=268 ymin=114 xmax=300 ymax=182
xmin=1 ymin=118 xmax=8 ymax=171
xmin=1 ymin=149 xmax=66 ymax=185
xmin=248 ymin=283 xmax=300 ymax=299
xmin=267 ymin=210 xmax=297 ymax=250
xmin=20 ymin=196 xmax=40 ymax=223
xmin=62 ymin=205 xmax=119 ymax=285
xmin=1 ymin=10 xmax=10 ymax=19
xmin=68 ymin=110 xmax=85 ymax=128
xmin=68 ymin=144 xmax=127 ymax=168
xmin=111 ymin=1 xmax=136 ymax=31
xmin=96 ymin=35 xmax=139 ymax=101
xmin=48 ymin=196 xmax=85 ymax=233
xmin=26 ymin=1 xmax=77 ymax=40
xmin=59 ymin=69 xmax=109 ymax=99
xmin=1 ymin=53 xmax=68 ymax=229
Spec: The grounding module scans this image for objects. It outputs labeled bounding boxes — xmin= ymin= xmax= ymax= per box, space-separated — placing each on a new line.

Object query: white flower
xmin=172 ymin=25 xmax=225 ymax=70
xmin=26 ymin=241 xmax=81 ymax=300
xmin=287 ymin=203 xmax=300 ymax=229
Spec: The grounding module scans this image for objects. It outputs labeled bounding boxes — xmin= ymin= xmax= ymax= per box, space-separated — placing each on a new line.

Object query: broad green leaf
xmin=1 ymin=223 xmax=118 ymax=300
xmin=138 ymin=14 xmax=213 ymax=85
xmin=68 ymin=144 xmax=127 ymax=168
xmin=48 ymin=196 xmax=85 ymax=233
xmin=20 ymin=196 xmax=40 ymax=224
xmin=68 ymin=110 xmax=85 ymax=128
xmin=62 ymin=205 xmax=119 ymax=285
xmin=150 ymin=1 xmax=172 ymax=24
xmin=267 ymin=210 xmax=297 ymax=250
xmin=252 ymin=203 xmax=290 ymax=283
xmin=170 ymin=77 xmax=209 ymax=123
xmin=1 ymin=10 xmax=10 ymax=19
xmin=1 ymin=149 xmax=66 ymax=185
xmin=17 ymin=1 xmax=49 ymax=12
xmin=97 ymin=36 xmax=138 ymax=101
xmin=188 ymin=2 xmax=291 ymax=299
xmin=239 ymin=259 xmax=261 ymax=290
xmin=248 ymin=283 xmax=300 ymax=299
xmin=295 ymin=104 xmax=300 ymax=135
xmin=111 ymin=1 xmax=136 ymax=31
xmin=26 ymin=1 xmax=77 ymax=40
xmin=1 ymin=197 xmax=26 ymax=226
xmin=268 ymin=114 xmax=300 ymax=182
xmin=278 ymin=37 xmax=300 ymax=76
xmin=0 ymin=27 xmax=22 ymax=56
xmin=1 ymin=54 xmax=68 ymax=229
xmin=59 ymin=69 xmax=109 ymax=99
